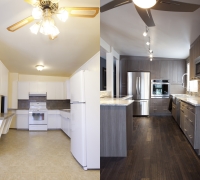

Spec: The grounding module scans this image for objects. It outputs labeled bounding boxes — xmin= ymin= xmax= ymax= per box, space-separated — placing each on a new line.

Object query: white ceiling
xmin=100 ymin=0 xmax=200 ymax=59
xmin=0 ymin=0 xmax=99 ymax=77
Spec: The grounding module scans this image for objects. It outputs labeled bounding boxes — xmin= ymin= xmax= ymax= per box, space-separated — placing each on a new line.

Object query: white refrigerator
xmin=70 ymin=70 xmax=100 ymax=170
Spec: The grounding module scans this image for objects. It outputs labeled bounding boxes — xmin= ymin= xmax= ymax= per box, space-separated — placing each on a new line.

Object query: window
xmin=187 ymin=63 xmax=198 ymax=92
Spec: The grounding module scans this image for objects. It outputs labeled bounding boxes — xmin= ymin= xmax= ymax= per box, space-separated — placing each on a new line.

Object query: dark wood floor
xmin=100 ymin=116 xmax=200 ymax=180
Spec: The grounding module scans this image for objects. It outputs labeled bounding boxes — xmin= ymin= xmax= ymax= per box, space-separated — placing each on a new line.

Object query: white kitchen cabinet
xmin=55 ymin=82 xmax=64 ymax=99
xmin=37 ymin=82 xmax=46 ymax=93
xmin=18 ymin=82 xmax=30 ymax=99
xmin=60 ymin=110 xmax=71 ymax=137
xmin=1 ymin=63 xmax=8 ymax=96
xmin=11 ymin=81 xmax=18 ymax=109
xmin=29 ymin=82 xmax=46 ymax=94
xmin=64 ymin=80 xmax=70 ymax=99
xmin=16 ymin=110 xmax=29 ymax=129
xmin=48 ymin=110 xmax=61 ymax=129
xmin=46 ymin=82 xmax=56 ymax=99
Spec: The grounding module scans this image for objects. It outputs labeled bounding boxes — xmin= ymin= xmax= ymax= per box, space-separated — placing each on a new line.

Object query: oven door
xmin=29 ymin=111 xmax=47 ymax=125
xmin=151 ymin=83 xmax=170 ymax=98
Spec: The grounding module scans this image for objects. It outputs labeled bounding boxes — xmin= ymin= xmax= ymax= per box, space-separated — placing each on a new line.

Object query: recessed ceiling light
xmin=36 ymin=65 xmax=44 ymax=71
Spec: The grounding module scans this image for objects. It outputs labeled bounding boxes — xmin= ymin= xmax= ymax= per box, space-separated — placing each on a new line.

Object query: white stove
xmin=29 ymin=102 xmax=48 ymax=131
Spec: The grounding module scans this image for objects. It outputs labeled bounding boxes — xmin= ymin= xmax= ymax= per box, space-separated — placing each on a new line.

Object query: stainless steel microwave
xmin=195 ymin=58 xmax=200 ymax=77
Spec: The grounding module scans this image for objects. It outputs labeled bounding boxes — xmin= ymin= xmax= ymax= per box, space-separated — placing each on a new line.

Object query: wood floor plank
xmin=101 ymin=116 xmax=200 ymax=180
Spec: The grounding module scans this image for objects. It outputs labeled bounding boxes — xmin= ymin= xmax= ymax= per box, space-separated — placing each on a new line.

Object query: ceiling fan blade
xmin=134 ymin=5 xmax=155 ymax=27
xmin=24 ymin=0 xmax=38 ymax=5
xmin=100 ymin=0 xmax=132 ymax=12
xmin=7 ymin=16 xmax=34 ymax=32
xmin=151 ymin=0 xmax=200 ymax=12
xmin=64 ymin=7 xmax=99 ymax=18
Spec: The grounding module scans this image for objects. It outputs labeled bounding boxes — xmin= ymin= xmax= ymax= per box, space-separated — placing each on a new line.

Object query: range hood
xmin=29 ymin=92 xmax=47 ymax=96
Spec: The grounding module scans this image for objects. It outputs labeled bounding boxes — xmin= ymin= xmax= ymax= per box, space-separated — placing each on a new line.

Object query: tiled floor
xmin=0 ymin=129 xmax=99 ymax=180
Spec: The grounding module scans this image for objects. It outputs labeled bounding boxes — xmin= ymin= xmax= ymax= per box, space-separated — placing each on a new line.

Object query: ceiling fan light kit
xmin=133 ymin=0 xmax=157 ymax=9
xmin=7 ymin=0 xmax=99 ymax=40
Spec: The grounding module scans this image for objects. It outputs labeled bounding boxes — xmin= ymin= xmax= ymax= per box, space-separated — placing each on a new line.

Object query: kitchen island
xmin=0 ymin=113 xmax=15 ymax=137
xmin=100 ymin=96 xmax=134 ymax=157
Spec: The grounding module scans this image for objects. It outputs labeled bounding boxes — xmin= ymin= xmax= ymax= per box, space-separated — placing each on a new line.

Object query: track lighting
xmin=150 ymin=58 xmax=153 ymax=61
xmin=149 ymin=53 xmax=153 ymax=58
xmin=143 ymin=26 xmax=149 ymax=37
xmin=146 ymin=36 xmax=150 ymax=46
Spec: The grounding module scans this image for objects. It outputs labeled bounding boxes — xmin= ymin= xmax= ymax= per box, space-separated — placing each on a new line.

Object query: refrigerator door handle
xmin=139 ymin=77 xmax=141 ymax=95
xmin=136 ymin=77 xmax=138 ymax=95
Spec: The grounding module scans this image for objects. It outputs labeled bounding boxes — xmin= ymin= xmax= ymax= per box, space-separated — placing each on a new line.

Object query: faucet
xmin=182 ymin=73 xmax=188 ymax=88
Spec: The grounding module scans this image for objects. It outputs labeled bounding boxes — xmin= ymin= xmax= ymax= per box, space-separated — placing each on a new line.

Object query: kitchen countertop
xmin=171 ymin=94 xmax=200 ymax=107
xmin=0 ymin=113 xmax=15 ymax=120
xmin=60 ymin=109 xmax=70 ymax=112
xmin=100 ymin=95 xmax=134 ymax=106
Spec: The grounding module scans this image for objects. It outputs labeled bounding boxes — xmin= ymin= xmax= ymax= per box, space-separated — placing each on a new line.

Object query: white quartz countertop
xmin=171 ymin=94 xmax=200 ymax=107
xmin=100 ymin=95 xmax=134 ymax=106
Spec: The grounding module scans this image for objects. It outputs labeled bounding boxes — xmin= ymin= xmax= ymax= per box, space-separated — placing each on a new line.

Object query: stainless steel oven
xmin=29 ymin=102 xmax=48 ymax=131
xmin=151 ymin=80 xmax=170 ymax=98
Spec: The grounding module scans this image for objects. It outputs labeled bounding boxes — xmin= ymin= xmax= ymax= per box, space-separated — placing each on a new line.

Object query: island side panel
xmin=126 ymin=103 xmax=133 ymax=151
xmin=100 ymin=105 xmax=127 ymax=157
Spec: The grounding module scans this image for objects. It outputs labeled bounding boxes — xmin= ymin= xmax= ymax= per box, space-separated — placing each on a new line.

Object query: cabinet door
xmin=46 ymin=82 xmax=56 ymax=99
xmin=16 ymin=114 xmax=29 ymax=129
xmin=68 ymin=117 xmax=71 ymax=138
xmin=1 ymin=63 xmax=8 ymax=96
xmin=150 ymin=61 xmax=160 ymax=79
xmin=18 ymin=82 xmax=30 ymax=99
xmin=29 ymin=82 xmax=38 ymax=93
xmin=120 ymin=60 xmax=128 ymax=95
xmin=160 ymin=61 xmax=169 ymax=79
xmin=66 ymin=80 xmax=70 ymax=99
xmin=139 ymin=60 xmax=150 ymax=71
xmin=55 ymin=82 xmax=64 ymax=99
xmin=190 ymin=47 xmax=195 ymax=80
xmin=127 ymin=60 xmax=139 ymax=71
xmin=37 ymin=82 xmax=46 ymax=93
xmin=180 ymin=108 xmax=185 ymax=130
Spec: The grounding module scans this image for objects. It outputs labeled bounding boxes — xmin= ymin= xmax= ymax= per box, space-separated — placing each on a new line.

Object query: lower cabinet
xmin=60 ymin=111 xmax=71 ymax=138
xmin=180 ymin=101 xmax=200 ymax=152
xmin=150 ymin=98 xmax=171 ymax=115
xmin=47 ymin=110 xmax=61 ymax=129
xmin=16 ymin=110 xmax=29 ymax=129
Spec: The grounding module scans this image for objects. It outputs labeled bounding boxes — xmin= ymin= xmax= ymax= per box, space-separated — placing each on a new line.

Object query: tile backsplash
xmin=186 ymin=81 xmax=200 ymax=97
xmin=18 ymin=96 xmax=70 ymax=110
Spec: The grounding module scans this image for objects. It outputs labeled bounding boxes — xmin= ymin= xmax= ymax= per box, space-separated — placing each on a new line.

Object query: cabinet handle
xmin=181 ymin=110 xmax=184 ymax=113
xmin=153 ymin=109 xmax=157 ymax=110
xmin=184 ymin=129 xmax=187 ymax=132
xmin=189 ymin=135 xmax=193 ymax=139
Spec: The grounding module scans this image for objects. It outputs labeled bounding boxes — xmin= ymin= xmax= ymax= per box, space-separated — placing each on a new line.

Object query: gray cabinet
xmin=120 ymin=60 xmax=128 ymax=95
xmin=150 ymin=98 xmax=171 ymax=115
xmin=160 ymin=61 xmax=169 ymax=79
xmin=150 ymin=61 xmax=161 ymax=79
xmin=127 ymin=60 xmax=139 ymax=71
xmin=180 ymin=101 xmax=200 ymax=152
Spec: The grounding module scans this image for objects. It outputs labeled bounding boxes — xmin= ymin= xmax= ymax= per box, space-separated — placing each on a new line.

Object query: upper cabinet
xmin=29 ymin=82 xmax=46 ymax=94
xmin=64 ymin=80 xmax=70 ymax=99
xmin=18 ymin=82 xmax=30 ymax=99
xmin=190 ymin=36 xmax=200 ymax=80
xmin=18 ymin=81 xmax=69 ymax=100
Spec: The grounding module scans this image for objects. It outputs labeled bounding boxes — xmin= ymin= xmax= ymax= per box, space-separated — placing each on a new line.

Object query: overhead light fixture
xmin=32 ymin=7 xmax=43 ymax=19
xmin=57 ymin=8 xmax=69 ymax=22
xmin=149 ymin=53 xmax=153 ymax=58
xmin=150 ymin=58 xmax=153 ymax=61
xmin=36 ymin=65 xmax=44 ymax=71
xmin=133 ymin=0 xmax=157 ymax=9
xmin=146 ymin=36 xmax=150 ymax=46
xmin=149 ymin=49 xmax=153 ymax=53
xmin=143 ymin=26 xmax=149 ymax=37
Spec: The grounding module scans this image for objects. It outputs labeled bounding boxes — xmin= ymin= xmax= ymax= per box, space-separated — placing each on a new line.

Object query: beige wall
xmin=18 ymin=74 xmax=68 ymax=82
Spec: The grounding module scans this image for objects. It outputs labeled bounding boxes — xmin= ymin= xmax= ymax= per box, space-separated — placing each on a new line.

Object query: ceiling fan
xmin=100 ymin=0 xmax=200 ymax=27
xmin=7 ymin=0 xmax=99 ymax=39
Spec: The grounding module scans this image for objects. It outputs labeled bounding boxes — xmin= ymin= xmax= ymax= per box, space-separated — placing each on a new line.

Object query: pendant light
xmin=133 ymin=0 xmax=157 ymax=9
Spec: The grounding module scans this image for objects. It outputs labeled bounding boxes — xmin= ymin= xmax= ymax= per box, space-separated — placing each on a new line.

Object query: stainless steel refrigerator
xmin=127 ymin=72 xmax=150 ymax=116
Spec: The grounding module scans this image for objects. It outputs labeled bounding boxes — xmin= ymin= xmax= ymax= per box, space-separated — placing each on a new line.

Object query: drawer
xmin=181 ymin=101 xmax=187 ymax=109
xmin=162 ymin=106 xmax=170 ymax=114
xmin=150 ymin=99 xmax=162 ymax=106
xmin=186 ymin=104 xmax=195 ymax=114
xmin=150 ymin=106 xmax=162 ymax=114
xmin=184 ymin=115 xmax=194 ymax=147
xmin=162 ymin=98 xmax=169 ymax=106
